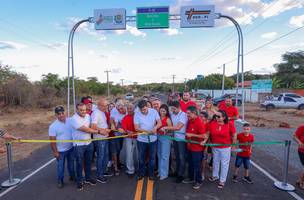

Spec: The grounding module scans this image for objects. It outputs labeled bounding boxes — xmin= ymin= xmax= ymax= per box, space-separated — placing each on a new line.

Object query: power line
xmin=225 ymin=25 xmax=304 ymax=65
xmin=185 ymin=0 xmax=280 ymax=69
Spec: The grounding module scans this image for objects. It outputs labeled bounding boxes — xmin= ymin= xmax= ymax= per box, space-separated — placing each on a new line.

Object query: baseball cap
xmin=54 ymin=106 xmax=65 ymax=114
xmin=83 ymin=99 xmax=92 ymax=104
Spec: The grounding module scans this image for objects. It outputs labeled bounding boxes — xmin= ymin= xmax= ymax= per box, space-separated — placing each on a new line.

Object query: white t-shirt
xmin=48 ymin=119 xmax=73 ymax=152
xmin=91 ymin=109 xmax=108 ymax=139
xmin=134 ymin=108 xmax=160 ymax=143
xmin=70 ymin=113 xmax=91 ymax=146
xmin=171 ymin=111 xmax=188 ymax=140
xmin=110 ymin=108 xmax=125 ymax=128
xmin=92 ymin=104 xmax=98 ymax=111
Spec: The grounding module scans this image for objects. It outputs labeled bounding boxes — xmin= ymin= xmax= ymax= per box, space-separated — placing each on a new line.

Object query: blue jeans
xmin=157 ymin=136 xmax=171 ymax=178
xmin=74 ymin=143 xmax=94 ymax=184
xmin=137 ymin=141 xmax=157 ymax=177
xmin=95 ymin=140 xmax=109 ymax=178
xmin=57 ymin=148 xmax=75 ymax=183
xmin=188 ymin=151 xmax=204 ymax=184
xmin=173 ymin=141 xmax=186 ymax=177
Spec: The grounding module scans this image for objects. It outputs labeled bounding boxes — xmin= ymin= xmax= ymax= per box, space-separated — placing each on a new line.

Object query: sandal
xmin=218 ymin=182 xmax=225 ymax=189
xmin=208 ymin=177 xmax=219 ymax=182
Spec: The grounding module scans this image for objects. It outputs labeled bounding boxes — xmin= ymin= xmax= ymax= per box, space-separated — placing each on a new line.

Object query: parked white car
xmin=261 ymin=93 xmax=304 ymax=111
xmin=125 ymin=93 xmax=134 ymax=101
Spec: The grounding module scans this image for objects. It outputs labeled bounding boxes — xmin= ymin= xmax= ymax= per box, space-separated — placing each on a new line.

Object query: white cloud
xmin=289 ymin=15 xmax=304 ymax=28
xmin=123 ymin=41 xmax=134 ymax=45
xmin=261 ymin=32 xmax=277 ymax=39
xmin=158 ymin=28 xmax=182 ymax=36
xmin=172 ymin=0 xmax=304 ymax=27
xmin=43 ymin=42 xmax=67 ymax=50
xmin=131 ymin=9 xmax=136 ymax=15
xmin=261 ymin=0 xmax=303 ymax=18
xmin=0 ymin=41 xmax=27 ymax=50
xmin=126 ymin=25 xmax=146 ymax=37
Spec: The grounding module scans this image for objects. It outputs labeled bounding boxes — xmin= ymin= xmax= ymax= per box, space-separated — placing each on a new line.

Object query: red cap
xmin=83 ymin=99 xmax=92 ymax=104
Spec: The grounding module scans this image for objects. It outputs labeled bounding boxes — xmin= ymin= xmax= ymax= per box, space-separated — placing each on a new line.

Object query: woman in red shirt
xmin=293 ymin=124 xmax=304 ymax=189
xmin=208 ymin=110 xmax=236 ymax=189
xmin=157 ymin=104 xmax=172 ymax=180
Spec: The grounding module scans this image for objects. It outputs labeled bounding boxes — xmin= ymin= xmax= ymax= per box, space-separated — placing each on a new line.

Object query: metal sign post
xmin=274 ymin=140 xmax=295 ymax=191
xmin=1 ymin=143 xmax=21 ymax=188
xmin=66 ymin=5 xmax=245 ymax=121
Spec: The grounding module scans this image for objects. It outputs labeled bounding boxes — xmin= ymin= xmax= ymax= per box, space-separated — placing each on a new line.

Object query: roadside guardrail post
xmin=274 ymin=140 xmax=295 ymax=191
xmin=1 ymin=142 xmax=21 ymax=188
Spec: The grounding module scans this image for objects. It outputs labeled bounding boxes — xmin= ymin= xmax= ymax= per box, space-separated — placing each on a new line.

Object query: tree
xmin=273 ymin=51 xmax=304 ymax=88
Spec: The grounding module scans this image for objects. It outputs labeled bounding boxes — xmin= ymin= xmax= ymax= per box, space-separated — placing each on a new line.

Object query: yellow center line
xmin=146 ymin=179 xmax=154 ymax=200
xmin=134 ymin=178 xmax=144 ymax=200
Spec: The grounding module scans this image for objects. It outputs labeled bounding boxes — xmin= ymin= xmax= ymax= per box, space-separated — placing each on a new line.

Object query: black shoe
xmin=232 ymin=175 xmax=238 ymax=183
xmin=175 ymin=176 xmax=183 ymax=183
xmin=182 ymin=178 xmax=195 ymax=184
xmin=97 ymin=177 xmax=107 ymax=184
xmin=169 ymin=172 xmax=177 ymax=177
xmin=137 ymin=176 xmax=144 ymax=181
xmin=77 ymin=182 xmax=84 ymax=191
xmin=243 ymin=176 xmax=253 ymax=184
xmin=114 ymin=170 xmax=120 ymax=176
xmin=57 ymin=182 xmax=64 ymax=189
xmin=104 ymin=172 xmax=114 ymax=177
xmin=193 ymin=182 xmax=202 ymax=190
xmin=149 ymin=176 xmax=156 ymax=181
xmin=84 ymin=179 xmax=97 ymax=186
xmin=69 ymin=176 xmax=76 ymax=182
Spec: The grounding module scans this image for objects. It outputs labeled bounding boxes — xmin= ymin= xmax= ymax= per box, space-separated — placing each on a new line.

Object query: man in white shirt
xmin=162 ymin=100 xmax=188 ymax=183
xmin=70 ymin=103 xmax=100 ymax=190
xmin=110 ymin=102 xmax=126 ymax=175
xmin=91 ymin=97 xmax=111 ymax=183
xmin=49 ymin=106 xmax=75 ymax=188
xmin=134 ymin=100 xmax=161 ymax=180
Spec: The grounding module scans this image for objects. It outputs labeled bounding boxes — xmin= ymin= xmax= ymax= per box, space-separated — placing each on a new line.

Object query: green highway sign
xmin=136 ymin=7 xmax=169 ymax=29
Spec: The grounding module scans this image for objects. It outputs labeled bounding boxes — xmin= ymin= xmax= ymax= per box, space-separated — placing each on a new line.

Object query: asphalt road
xmin=0 ymin=93 xmax=303 ymax=200
xmin=0 ymin=143 xmax=300 ymax=200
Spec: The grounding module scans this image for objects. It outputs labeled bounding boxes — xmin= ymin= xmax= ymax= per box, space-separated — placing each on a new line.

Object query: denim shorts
xmin=235 ymin=155 xmax=251 ymax=169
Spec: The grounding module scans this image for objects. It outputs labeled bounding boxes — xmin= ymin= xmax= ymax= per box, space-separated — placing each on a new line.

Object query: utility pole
xmin=184 ymin=78 xmax=187 ymax=90
xmin=120 ymin=79 xmax=124 ymax=87
xmin=172 ymin=75 xmax=176 ymax=93
xmin=104 ymin=70 xmax=111 ymax=98
xmin=221 ymin=64 xmax=226 ymax=94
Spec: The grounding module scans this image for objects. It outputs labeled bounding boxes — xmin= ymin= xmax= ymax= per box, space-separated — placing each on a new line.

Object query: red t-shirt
xmin=186 ymin=117 xmax=206 ymax=152
xmin=208 ymin=121 xmax=236 ymax=148
xmin=121 ymin=114 xmax=136 ymax=138
xmin=295 ymin=125 xmax=304 ymax=153
xmin=237 ymin=132 xmax=254 ymax=157
xmin=180 ymin=100 xmax=197 ymax=112
xmin=218 ymin=104 xmax=239 ymax=122
xmin=158 ymin=116 xmax=170 ymax=135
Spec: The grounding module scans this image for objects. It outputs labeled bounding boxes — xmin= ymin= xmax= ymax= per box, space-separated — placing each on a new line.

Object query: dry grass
xmin=244 ymin=103 xmax=304 ymax=128
xmin=0 ymin=108 xmax=54 ymax=169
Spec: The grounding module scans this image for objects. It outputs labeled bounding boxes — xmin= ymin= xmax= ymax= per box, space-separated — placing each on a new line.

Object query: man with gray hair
xmin=110 ymin=101 xmax=126 ymax=176
xmin=119 ymin=103 xmax=137 ymax=176
xmin=91 ymin=97 xmax=111 ymax=183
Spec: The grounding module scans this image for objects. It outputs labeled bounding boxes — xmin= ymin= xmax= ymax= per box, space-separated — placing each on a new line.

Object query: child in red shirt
xmin=232 ymin=123 xmax=254 ymax=184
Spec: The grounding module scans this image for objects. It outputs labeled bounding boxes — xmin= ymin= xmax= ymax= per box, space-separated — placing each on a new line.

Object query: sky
xmin=0 ymin=0 xmax=304 ymax=85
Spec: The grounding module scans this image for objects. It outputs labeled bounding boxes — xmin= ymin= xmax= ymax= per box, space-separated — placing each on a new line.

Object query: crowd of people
xmin=47 ymin=92 xmax=256 ymax=191
xmin=1 ymin=91 xmax=304 ymax=192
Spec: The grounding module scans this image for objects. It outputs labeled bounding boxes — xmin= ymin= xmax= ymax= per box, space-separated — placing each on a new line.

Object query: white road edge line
xmin=252 ymin=160 xmax=304 ymax=200
xmin=0 ymin=158 xmax=56 ymax=198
